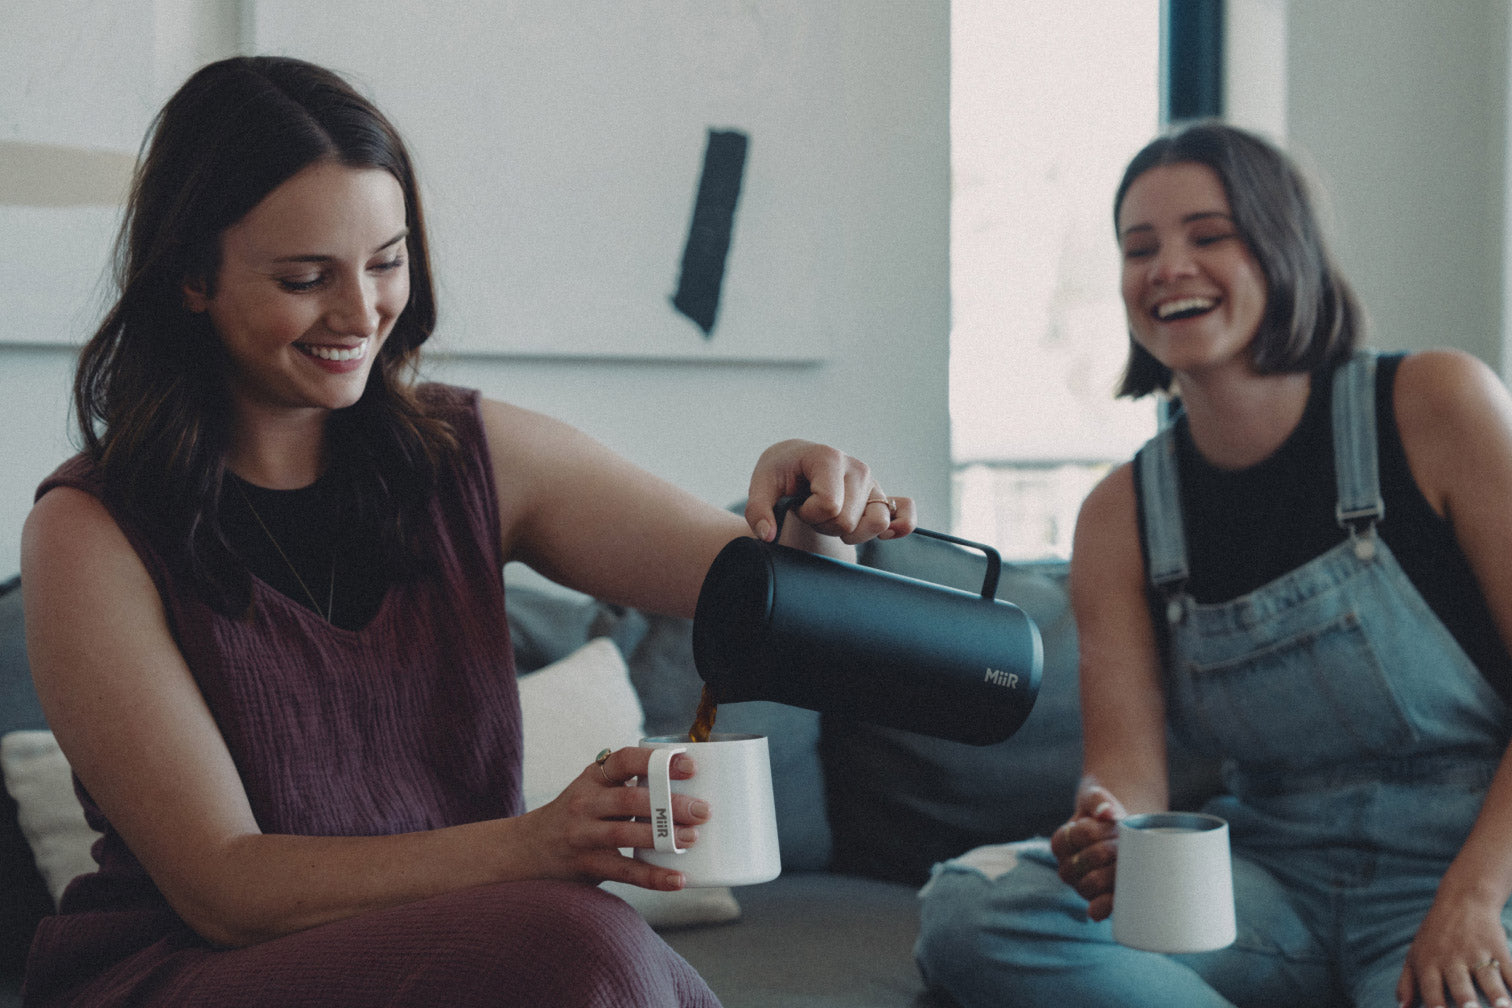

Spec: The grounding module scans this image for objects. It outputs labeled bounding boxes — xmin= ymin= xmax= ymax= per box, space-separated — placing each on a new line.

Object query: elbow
xmin=165 ymin=875 xmax=316 ymax=949
xmin=153 ymin=835 xmax=368 ymax=948
xmin=172 ymin=893 xmax=288 ymax=949
xmin=189 ymin=921 xmax=262 ymax=950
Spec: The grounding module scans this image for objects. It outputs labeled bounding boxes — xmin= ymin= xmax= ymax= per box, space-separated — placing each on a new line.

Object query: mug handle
xmin=772 ymin=494 xmax=1003 ymax=600
xmin=645 ymin=746 xmax=688 ymax=854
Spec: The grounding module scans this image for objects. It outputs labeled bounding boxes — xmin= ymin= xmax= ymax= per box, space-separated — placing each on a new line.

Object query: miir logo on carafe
xmin=984 ymin=667 xmax=1020 ymax=688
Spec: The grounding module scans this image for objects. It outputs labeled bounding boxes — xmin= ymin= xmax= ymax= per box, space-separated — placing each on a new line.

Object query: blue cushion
xmin=0 ymin=577 xmax=54 ymax=977
xmin=0 ymin=578 xmax=43 ymax=737
xmin=506 ymin=583 xmax=647 ymax=673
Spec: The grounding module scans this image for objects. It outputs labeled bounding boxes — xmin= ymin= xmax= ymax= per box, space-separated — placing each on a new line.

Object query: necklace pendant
xmin=233 ymin=478 xmax=339 ymax=624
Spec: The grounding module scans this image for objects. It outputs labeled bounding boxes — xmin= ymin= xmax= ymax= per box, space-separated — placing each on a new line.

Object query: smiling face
xmin=185 ymin=160 xmax=410 ymax=422
xmin=1117 ymin=162 xmax=1268 ymax=383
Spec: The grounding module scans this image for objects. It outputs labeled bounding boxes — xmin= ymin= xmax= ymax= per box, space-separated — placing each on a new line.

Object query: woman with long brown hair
xmin=21 ymin=55 xmax=913 ymax=1007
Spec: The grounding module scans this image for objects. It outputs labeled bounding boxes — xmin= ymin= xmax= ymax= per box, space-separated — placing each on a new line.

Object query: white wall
xmin=8 ymin=1 xmax=1512 ymax=581
xmin=1225 ymin=1 xmax=1509 ymax=372
xmin=1282 ymin=1 xmax=1509 ymax=370
xmin=0 ymin=2 xmax=951 ymax=578
xmin=0 ymin=350 xmax=77 ymax=580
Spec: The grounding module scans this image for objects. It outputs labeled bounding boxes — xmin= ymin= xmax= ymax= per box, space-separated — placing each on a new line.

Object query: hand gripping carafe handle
xmin=772 ymin=494 xmax=1002 ymax=600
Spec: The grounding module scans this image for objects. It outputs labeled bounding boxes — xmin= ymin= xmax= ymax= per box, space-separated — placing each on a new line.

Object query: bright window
xmin=950 ymin=1 xmax=1162 ymax=558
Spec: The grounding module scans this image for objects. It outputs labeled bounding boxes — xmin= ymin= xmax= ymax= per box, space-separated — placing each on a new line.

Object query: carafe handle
xmin=772 ymin=494 xmax=1002 ymax=600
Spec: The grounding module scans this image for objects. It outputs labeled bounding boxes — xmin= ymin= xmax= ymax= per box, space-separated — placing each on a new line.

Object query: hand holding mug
xmin=634 ymin=733 xmax=781 ymax=888
xmin=527 ymin=745 xmax=709 ymax=893
xmin=1050 ymin=779 xmax=1126 ymax=921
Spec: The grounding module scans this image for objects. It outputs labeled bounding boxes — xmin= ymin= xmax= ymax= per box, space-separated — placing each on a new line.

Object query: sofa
xmin=0 ymin=533 xmax=1214 ymax=1007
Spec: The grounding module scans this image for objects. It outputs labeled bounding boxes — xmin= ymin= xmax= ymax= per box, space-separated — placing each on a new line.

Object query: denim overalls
xmin=916 ymin=353 xmax=1511 ymax=1008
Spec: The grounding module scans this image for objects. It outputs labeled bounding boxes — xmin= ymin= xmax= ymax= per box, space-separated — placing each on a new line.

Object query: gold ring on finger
xmin=594 ymin=747 xmax=615 ymax=784
xmin=1476 ymin=958 xmax=1501 ymax=972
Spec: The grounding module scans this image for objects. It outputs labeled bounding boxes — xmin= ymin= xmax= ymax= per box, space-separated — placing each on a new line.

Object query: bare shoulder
xmin=1384 ymin=347 xmax=1505 ymax=441
xmin=1392 ymin=349 xmax=1512 ymax=515
xmin=1069 ymin=461 xmax=1144 ymax=610
xmin=1072 ymin=462 xmax=1139 ymax=569
xmin=23 ymin=485 xmax=161 ymax=641
xmin=23 ymin=483 xmax=140 ymax=584
xmin=476 ymin=395 xmax=553 ymax=429
xmin=475 ymin=396 xmax=610 ymax=468
xmin=1394 ymin=348 xmax=1507 ymax=427
xmin=1077 ymin=461 xmax=1137 ymax=529
xmin=22 ymin=483 xmax=183 ymax=735
xmin=476 ymin=396 xmax=560 ymax=447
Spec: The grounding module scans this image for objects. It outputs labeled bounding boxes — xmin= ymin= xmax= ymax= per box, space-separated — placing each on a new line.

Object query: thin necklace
xmin=232 ymin=477 xmax=336 ymax=623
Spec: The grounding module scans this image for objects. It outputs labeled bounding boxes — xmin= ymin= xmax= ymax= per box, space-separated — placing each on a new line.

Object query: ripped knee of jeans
xmin=919 ymin=837 xmax=1051 ymax=897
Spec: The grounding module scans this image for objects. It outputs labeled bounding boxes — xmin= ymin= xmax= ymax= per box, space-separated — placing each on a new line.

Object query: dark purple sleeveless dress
xmin=23 ymin=385 xmax=719 ymax=1007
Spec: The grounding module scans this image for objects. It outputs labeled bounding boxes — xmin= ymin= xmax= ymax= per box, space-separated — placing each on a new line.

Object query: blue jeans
xmin=916 ymin=761 xmax=1508 ymax=1007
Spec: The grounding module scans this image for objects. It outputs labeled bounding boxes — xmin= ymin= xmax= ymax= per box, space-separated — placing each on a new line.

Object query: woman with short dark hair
xmin=1113 ymin=121 xmax=1362 ymax=398
xmin=917 ymin=122 xmax=1512 ymax=1008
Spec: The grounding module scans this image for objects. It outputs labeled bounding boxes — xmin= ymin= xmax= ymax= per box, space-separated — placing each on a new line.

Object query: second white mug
xmin=1112 ymin=811 xmax=1235 ymax=954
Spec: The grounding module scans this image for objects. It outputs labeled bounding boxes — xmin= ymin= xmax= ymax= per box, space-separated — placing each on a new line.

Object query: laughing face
xmin=1117 ymin=162 xmax=1268 ymax=383
xmin=184 ymin=159 xmax=410 ymax=420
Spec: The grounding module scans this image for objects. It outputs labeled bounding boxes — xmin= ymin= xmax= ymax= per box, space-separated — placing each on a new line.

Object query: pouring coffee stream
xmin=689 ymin=495 xmax=1043 ymax=746
xmin=688 ymin=686 xmax=718 ymax=743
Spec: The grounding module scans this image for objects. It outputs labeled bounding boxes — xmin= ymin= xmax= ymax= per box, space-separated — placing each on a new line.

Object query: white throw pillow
xmin=1 ymin=729 xmax=101 ymax=907
xmin=518 ymin=637 xmax=739 ymax=928
xmin=598 ymin=878 xmax=739 ymax=929
xmin=517 ymin=637 xmax=646 ymax=812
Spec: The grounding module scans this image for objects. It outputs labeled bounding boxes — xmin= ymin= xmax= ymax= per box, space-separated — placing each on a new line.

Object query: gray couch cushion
xmin=0 ymin=579 xmax=43 ymax=737
xmin=507 ymin=584 xmax=645 ymax=673
xmin=0 ymin=578 xmax=54 ymax=978
xmin=663 ymin=872 xmax=945 ymax=1008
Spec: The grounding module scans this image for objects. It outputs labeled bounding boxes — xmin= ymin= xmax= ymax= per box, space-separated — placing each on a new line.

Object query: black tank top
xmin=1140 ymin=352 xmax=1512 ymax=703
xmin=221 ymin=472 xmax=388 ymax=632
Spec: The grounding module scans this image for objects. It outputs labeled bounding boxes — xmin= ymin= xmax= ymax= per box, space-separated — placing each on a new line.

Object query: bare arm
xmin=480 ymin=399 xmax=912 ymax=617
xmin=1072 ymin=462 xmax=1170 ymax=812
xmin=1392 ymin=350 xmax=1512 ymax=1008
xmin=1051 ymin=462 xmax=1170 ymax=920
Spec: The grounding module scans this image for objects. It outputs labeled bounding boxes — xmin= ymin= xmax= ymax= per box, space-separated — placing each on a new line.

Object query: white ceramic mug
xmin=1112 ymin=811 xmax=1236 ymax=954
xmin=634 ymin=733 xmax=781 ymax=888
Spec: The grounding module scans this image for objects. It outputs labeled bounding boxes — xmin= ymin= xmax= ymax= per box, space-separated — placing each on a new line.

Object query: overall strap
xmin=1332 ymin=349 xmax=1385 ymax=537
xmin=1136 ymin=350 xmax=1382 ymax=600
xmin=1135 ymin=423 xmax=1189 ymax=594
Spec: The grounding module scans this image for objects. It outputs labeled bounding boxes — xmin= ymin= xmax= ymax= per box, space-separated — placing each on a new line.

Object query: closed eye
xmin=278 ymin=274 xmax=327 ymax=293
xmin=277 ymin=257 xmax=404 ymax=294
